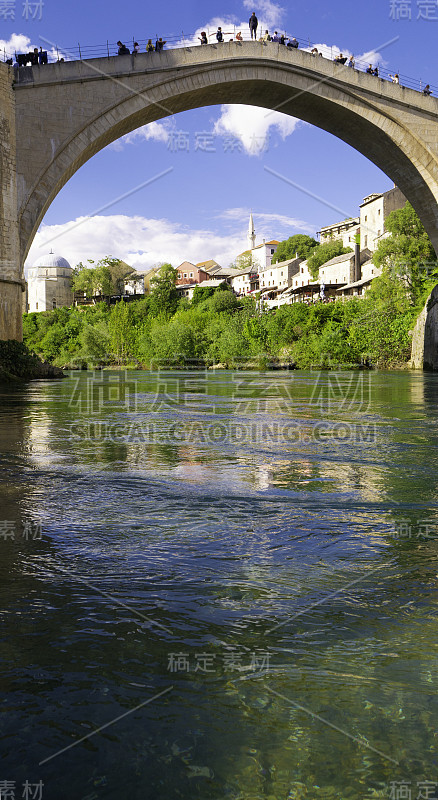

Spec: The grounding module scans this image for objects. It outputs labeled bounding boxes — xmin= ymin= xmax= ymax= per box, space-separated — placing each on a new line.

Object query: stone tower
xmin=247 ymin=213 xmax=256 ymax=250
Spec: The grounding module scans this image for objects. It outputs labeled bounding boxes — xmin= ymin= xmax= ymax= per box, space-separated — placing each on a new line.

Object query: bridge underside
xmin=2 ymin=43 xmax=438 ymax=340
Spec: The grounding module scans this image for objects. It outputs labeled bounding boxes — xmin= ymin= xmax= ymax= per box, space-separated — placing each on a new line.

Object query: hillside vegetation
xmin=22 ymin=204 xmax=438 ymax=371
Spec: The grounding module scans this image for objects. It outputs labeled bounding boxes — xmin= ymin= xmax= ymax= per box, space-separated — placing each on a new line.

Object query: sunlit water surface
xmin=1 ymin=369 xmax=438 ymax=800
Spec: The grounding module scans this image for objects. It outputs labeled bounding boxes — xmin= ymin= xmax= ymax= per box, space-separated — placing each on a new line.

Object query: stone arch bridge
xmin=2 ymin=41 xmax=438 ymax=340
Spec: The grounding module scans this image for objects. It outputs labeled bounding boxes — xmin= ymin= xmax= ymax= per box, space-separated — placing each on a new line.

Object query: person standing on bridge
xmin=155 ymin=37 xmax=166 ymax=52
xmin=212 ymin=27 xmax=225 ymax=42
xmin=424 ymin=84 xmax=432 ymax=95
xmin=199 ymin=31 xmax=208 ymax=45
xmin=249 ymin=12 xmax=258 ymax=39
xmin=117 ymin=41 xmax=130 ymax=55
xmin=146 ymin=39 xmax=154 ymax=53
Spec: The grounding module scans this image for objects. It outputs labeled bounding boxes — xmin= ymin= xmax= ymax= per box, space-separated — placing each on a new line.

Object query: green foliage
xmin=23 ymin=259 xmax=423 ymax=371
xmin=230 ymin=252 xmax=252 ymax=270
xmin=272 ymin=234 xmax=319 ymax=264
xmin=307 ymin=241 xmax=352 ymax=280
xmin=0 ymin=340 xmax=63 ymax=380
xmin=208 ymin=287 xmax=240 ymax=314
xmin=372 ymin=202 xmax=437 ymax=304
xmin=192 ymin=285 xmax=216 ymax=305
xmin=72 ymin=257 xmax=134 ymax=298
xmin=149 ymin=263 xmax=179 ymax=317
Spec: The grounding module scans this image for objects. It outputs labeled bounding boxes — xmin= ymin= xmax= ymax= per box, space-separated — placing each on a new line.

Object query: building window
xmin=190 ymin=272 xmax=193 ymax=278
xmin=378 ymin=230 xmax=381 ymax=237
xmin=178 ymin=273 xmax=182 ymax=279
xmin=183 ymin=273 xmax=187 ymax=278
xmin=271 ymin=249 xmax=275 ymax=254
xmin=364 ymin=235 xmax=368 ymax=247
xmin=36 ymin=302 xmax=38 ymax=310
xmin=378 ymin=209 xmax=381 ymax=215
xmin=52 ymin=299 xmax=57 ymax=309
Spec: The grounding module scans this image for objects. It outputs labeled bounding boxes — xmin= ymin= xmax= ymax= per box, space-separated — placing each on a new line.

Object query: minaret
xmin=247 ymin=212 xmax=256 ymax=250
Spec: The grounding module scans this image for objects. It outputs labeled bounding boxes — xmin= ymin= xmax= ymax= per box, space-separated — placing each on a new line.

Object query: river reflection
xmin=1 ymin=370 xmax=438 ymax=799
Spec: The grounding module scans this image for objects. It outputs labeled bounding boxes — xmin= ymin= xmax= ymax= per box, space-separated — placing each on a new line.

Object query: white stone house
xmin=360 ymin=186 xmax=406 ymax=251
xmin=124 ymin=274 xmax=145 ymax=295
xmin=27 ymin=252 xmax=73 ymax=312
xmin=318 ymin=217 xmax=360 ymax=248
xmin=290 ymin=249 xmax=372 ymax=302
xmin=230 ymin=267 xmax=258 ymax=295
xmin=259 ymin=257 xmax=302 ymax=293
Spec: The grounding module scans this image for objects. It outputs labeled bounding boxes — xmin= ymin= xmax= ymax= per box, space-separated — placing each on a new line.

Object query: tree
xmin=72 ymin=257 xmax=134 ymax=299
xmin=93 ymin=265 xmax=113 ymax=297
xmin=307 ymin=240 xmax=352 ymax=280
xmin=229 ymin=252 xmax=253 ymax=271
xmin=272 ymin=234 xmax=319 ymax=264
xmin=192 ymin=285 xmax=216 ymax=305
xmin=149 ymin=263 xmax=179 ymax=316
xmin=109 ymin=301 xmax=134 ymax=363
xmin=72 ymin=263 xmax=95 ymax=298
xmin=209 ymin=287 xmax=240 ymax=313
xmin=372 ymin=202 xmax=437 ymax=304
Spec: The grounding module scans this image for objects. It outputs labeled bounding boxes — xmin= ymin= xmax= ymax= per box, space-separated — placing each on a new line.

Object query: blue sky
xmin=1 ymin=0 xmax=436 ymax=271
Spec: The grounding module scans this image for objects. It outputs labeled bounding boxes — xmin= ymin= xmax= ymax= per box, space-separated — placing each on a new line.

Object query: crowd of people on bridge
xmin=4 ymin=13 xmax=434 ymax=96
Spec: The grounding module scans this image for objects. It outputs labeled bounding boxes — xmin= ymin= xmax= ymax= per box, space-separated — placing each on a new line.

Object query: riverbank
xmin=0 ymin=340 xmax=65 ymax=382
xmin=22 ymin=276 xmax=420 ymax=371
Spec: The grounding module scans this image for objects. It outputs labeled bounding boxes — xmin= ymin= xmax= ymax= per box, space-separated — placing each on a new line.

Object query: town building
xmin=360 ymin=186 xmax=407 ymax=251
xmin=318 ymin=217 xmax=360 ymax=248
xmin=124 ymin=274 xmax=145 ymax=295
xmin=230 ymin=267 xmax=258 ymax=296
xmin=289 ymin=249 xmax=372 ymax=303
xmin=259 ymin=257 xmax=302 ymax=294
xmin=177 ymin=278 xmax=226 ymax=300
xmin=27 ymin=252 xmax=73 ymax=312
xmin=177 ymin=261 xmax=210 ymax=286
xmin=251 ymin=240 xmax=280 ymax=273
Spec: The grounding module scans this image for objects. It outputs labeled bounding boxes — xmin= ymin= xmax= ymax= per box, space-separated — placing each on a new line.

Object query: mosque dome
xmin=32 ymin=252 xmax=72 ymax=270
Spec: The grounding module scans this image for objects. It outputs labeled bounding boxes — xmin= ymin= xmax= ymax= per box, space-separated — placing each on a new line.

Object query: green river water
xmin=0 ymin=368 xmax=437 ymax=800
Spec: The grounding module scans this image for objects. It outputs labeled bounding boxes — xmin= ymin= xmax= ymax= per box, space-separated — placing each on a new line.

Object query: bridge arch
xmin=3 ymin=42 xmax=438 ymax=338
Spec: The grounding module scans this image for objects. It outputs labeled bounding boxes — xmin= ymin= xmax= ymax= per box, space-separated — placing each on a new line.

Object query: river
xmin=1 ymin=368 xmax=438 ymax=800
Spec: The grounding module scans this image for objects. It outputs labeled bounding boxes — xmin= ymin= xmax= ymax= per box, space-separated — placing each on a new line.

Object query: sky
xmin=1 ymin=0 xmax=437 ymax=273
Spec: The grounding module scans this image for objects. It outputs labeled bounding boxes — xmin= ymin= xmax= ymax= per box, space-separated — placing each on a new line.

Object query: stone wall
xmin=410 ymin=285 xmax=438 ymax=370
xmin=0 ymin=63 xmax=23 ymax=341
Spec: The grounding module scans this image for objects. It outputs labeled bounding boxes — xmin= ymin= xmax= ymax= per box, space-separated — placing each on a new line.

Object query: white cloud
xmin=219 ymin=207 xmax=315 ymax=235
xmin=175 ymin=0 xmax=285 ymax=48
xmin=242 ymin=0 xmax=285 ymax=29
xmin=109 ymin=122 xmax=170 ymax=151
xmin=25 ymin=209 xmax=315 ymax=274
xmin=0 ymin=33 xmax=68 ymax=62
xmin=0 ymin=33 xmax=34 ymax=58
xmin=25 ymin=215 xmax=246 ymax=273
xmin=213 ymin=104 xmax=300 ymax=156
